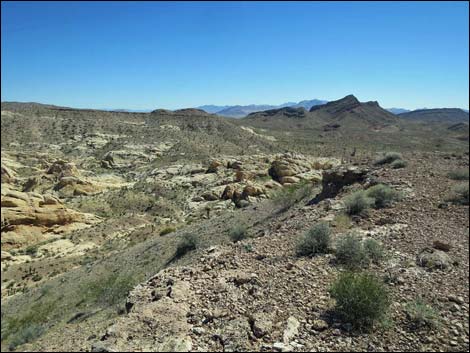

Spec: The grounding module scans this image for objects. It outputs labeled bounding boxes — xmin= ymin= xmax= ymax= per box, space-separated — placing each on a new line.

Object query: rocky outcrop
xmin=309 ymin=165 xmax=370 ymax=204
xmin=268 ymin=153 xmax=334 ymax=185
xmin=94 ymin=271 xmax=194 ymax=352
xmin=46 ymin=160 xmax=80 ymax=178
xmin=1 ymin=188 xmax=99 ymax=249
xmin=54 ymin=176 xmax=101 ymax=197
xmin=1 ymin=164 xmax=16 ymax=184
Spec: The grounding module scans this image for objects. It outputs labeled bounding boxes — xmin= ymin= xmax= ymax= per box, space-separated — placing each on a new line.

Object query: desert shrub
xmin=160 ymin=226 xmax=176 ymax=236
xmin=330 ymin=272 xmax=390 ymax=330
xmin=374 ymin=152 xmax=403 ymax=165
xmin=296 ymin=222 xmax=331 ymax=257
xmin=447 ymin=183 xmax=469 ymax=205
xmin=175 ymin=234 xmax=199 ymax=258
xmin=448 ymin=169 xmax=469 ymax=181
xmin=363 ymin=238 xmax=385 ymax=264
xmin=243 ymin=244 xmax=253 ymax=253
xmin=24 ymin=245 xmax=39 ymax=257
xmin=1 ymin=301 xmax=55 ymax=350
xmin=81 ymin=272 xmax=136 ymax=307
xmin=229 ymin=224 xmax=248 ymax=242
xmin=332 ymin=213 xmax=352 ymax=231
xmin=335 ymin=234 xmax=369 ymax=269
xmin=344 ymin=191 xmax=374 ymax=216
xmin=7 ymin=323 xmax=45 ymax=351
xmin=366 ymin=184 xmax=402 ymax=208
xmin=405 ymin=299 xmax=440 ymax=329
xmin=390 ymin=159 xmax=407 ymax=169
xmin=272 ymin=181 xmax=313 ymax=212
xmin=335 ymin=234 xmax=385 ymax=269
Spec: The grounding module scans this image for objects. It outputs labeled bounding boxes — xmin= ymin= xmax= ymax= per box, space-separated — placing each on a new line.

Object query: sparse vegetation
xmin=332 ymin=213 xmax=352 ymax=231
xmin=272 ymin=181 xmax=313 ymax=212
xmin=1 ymin=301 xmax=55 ymax=350
xmin=448 ymin=169 xmax=469 ymax=180
xmin=344 ymin=190 xmax=374 ymax=216
xmin=7 ymin=323 xmax=45 ymax=351
xmin=243 ymin=243 xmax=254 ymax=253
xmin=335 ymin=233 xmax=369 ymax=269
xmin=229 ymin=224 xmax=249 ymax=242
xmin=363 ymin=238 xmax=385 ymax=264
xmin=330 ymin=272 xmax=390 ymax=330
xmin=447 ymin=183 xmax=469 ymax=205
xmin=335 ymin=234 xmax=384 ymax=269
xmin=159 ymin=226 xmax=176 ymax=236
xmin=374 ymin=152 xmax=403 ymax=165
xmin=366 ymin=184 xmax=402 ymax=208
xmin=405 ymin=299 xmax=440 ymax=329
xmin=296 ymin=222 xmax=331 ymax=257
xmin=80 ymin=272 xmax=136 ymax=308
xmin=390 ymin=159 xmax=407 ymax=169
xmin=175 ymin=234 xmax=199 ymax=258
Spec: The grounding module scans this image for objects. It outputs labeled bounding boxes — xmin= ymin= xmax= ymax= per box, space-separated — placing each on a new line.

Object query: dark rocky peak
xmin=247 ymin=106 xmax=307 ymax=119
xmin=310 ymin=95 xmax=360 ymax=113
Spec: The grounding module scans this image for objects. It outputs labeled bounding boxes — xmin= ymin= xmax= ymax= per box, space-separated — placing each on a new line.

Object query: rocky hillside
xmin=1 ymin=100 xmax=468 ymax=353
xmin=245 ymin=95 xmax=398 ymax=129
xmin=399 ymin=108 xmax=469 ymax=123
xmin=3 ymin=151 xmax=467 ymax=352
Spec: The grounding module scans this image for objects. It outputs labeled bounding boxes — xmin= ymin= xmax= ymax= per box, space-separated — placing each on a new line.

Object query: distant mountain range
xmin=387 ymin=108 xmax=411 ymax=114
xmin=197 ymin=99 xmax=328 ymax=118
xmin=3 ymin=100 xmax=468 ymax=123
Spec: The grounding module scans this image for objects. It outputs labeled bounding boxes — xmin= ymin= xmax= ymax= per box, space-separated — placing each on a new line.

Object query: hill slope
xmin=399 ymin=108 xmax=469 ymax=123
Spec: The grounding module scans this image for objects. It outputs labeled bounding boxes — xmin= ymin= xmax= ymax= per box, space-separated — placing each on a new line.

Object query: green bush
xmin=1 ymin=301 xmax=55 ymax=350
xmin=330 ymin=272 xmax=390 ymax=330
xmin=344 ymin=191 xmax=374 ymax=216
xmin=374 ymin=152 xmax=403 ymax=165
xmin=24 ymin=245 xmax=39 ymax=257
xmin=390 ymin=159 xmax=407 ymax=169
xmin=7 ymin=323 xmax=45 ymax=351
xmin=272 ymin=181 xmax=313 ymax=212
xmin=160 ymin=226 xmax=176 ymax=236
xmin=80 ymin=272 xmax=136 ymax=307
xmin=448 ymin=183 xmax=469 ymax=205
xmin=296 ymin=222 xmax=331 ymax=257
xmin=405 ymin=299 xmax=440 ymax=329
xmin=175 ymin=234 xmax=199 ymax=258
xmin=448 ymin=169 xmax=469 ymax=181
xmin=335 ymin=234 xmax=369 ymax=269
xmin=363 ymin=239 xmax=385 ymax=264
xmin=229 ymin=224 xmax=248 ymax=242
xmin=366 ymin=184 xmax=402 ymax=208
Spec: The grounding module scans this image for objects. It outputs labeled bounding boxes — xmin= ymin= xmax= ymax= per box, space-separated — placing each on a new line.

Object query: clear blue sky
xmin=1 ymin=1 xmax=469 ymax=110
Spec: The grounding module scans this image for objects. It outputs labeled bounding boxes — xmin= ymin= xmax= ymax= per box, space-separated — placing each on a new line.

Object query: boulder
xmin=417 ymin=248 xmax=452 ymax=270
xmin=250 ymin=312 xmax=274 ymax=338
xmin=241 ymin=184 xmax=265 ymax=199
xmin=201 ymin=191 xmax=219 ymax=201
xmin=432 ymin=240 xmax=452 ymax=252
xmin=206 ymin=160 xmax=223 ymax=173
xmin=46 ymin=160 xmax=79 ymax=177
xmin=235 ymin=170 xmax=255 ymax=182
xmin=283 ymin=316 xmax=300 ymax=344
xmin=221 ymin=185 xmax=237 ymax=200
